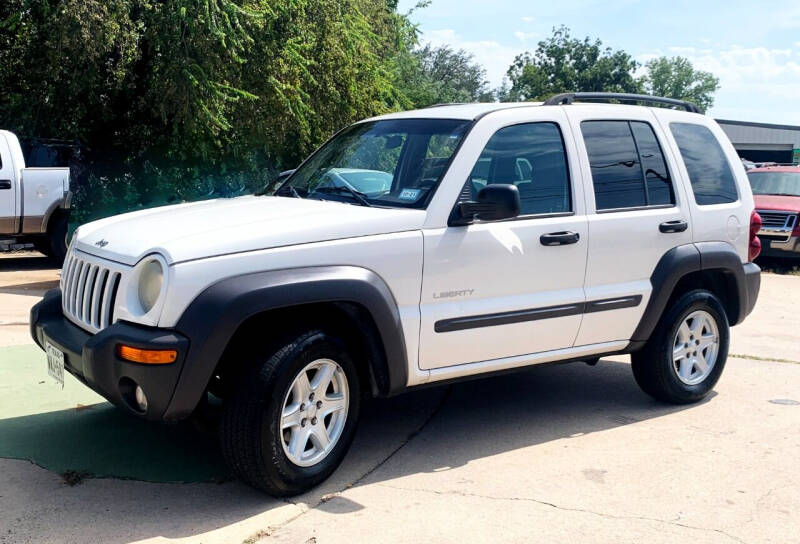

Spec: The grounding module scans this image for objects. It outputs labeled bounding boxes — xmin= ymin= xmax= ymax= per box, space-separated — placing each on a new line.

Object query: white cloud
xmin=514 ymin=31 xmax=538 ymax=42
xmin=657 ymin=46 xmax=800 ymax=123
xmin=522 ymin=16 xmax=534 ymax=23
xmin=424 ymin=29 xmax=522 ymax=87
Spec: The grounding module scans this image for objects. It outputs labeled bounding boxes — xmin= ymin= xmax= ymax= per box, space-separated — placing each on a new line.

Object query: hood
xmin=74 ymin=196 xmax=426 ymax=265
xmin=754 ymin=194 xmax=800 ymax=212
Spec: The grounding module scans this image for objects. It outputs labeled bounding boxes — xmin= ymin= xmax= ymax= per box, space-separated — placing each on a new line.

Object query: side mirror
xmin=454 ymin=184 xmax=521 ymax=225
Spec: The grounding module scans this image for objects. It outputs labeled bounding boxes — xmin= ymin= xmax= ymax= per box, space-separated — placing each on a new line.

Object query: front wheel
xmin=219 ymin=330 xmax=360 ymax=496
xmin=631 ymin=289 xmax=729 ymax=404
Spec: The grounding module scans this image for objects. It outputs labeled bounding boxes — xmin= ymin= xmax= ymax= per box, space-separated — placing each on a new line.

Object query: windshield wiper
xmin=275 ymin=184 xmax=302 ymax=199
xmin=312 ymin=185 xmax=373 ymax=207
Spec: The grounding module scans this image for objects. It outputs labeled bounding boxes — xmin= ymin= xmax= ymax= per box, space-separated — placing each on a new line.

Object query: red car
xmin=748 ymin=165 xmax=800 ymax=260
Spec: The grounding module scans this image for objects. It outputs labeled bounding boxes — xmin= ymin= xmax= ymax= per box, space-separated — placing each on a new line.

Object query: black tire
xmin=631 ymin=289 xmax=729 ymax=404
xmin=47 ymin=214 xmax=68 ymax=264
xmin=219 ymin=329 xmax=361 ymax=496
xmin=33 ymin=239 xmax=53 ymax=258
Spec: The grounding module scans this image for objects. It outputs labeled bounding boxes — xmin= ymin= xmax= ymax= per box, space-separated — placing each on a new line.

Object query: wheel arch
xmin=164 ymin=266 xmax=408 ymax=421
xmin=41 ymin=198 xmax=69 ymax=233
xmin=630 ymin=242 xmax=758 ymax=348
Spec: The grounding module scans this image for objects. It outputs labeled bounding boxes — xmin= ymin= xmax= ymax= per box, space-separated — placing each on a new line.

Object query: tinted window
xmin=468 ymin=122 xmax=571 ymax=215
xmin=630 ymin=122 xmax=674 ymax=206
xmin=670 ymin=123 xmax=738 ymax=205
xmin=582 ymin=121 xmax=675 ymax=210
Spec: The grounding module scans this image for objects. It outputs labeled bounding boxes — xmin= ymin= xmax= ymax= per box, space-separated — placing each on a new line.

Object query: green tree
xmin=504 ymin=26 xmax=642 ymax=101
xmin=642 ymin=56 xmax=720 ymax=112
xmin=396 ymin=43 xmax=493 ymax=107
xmin=0 ymin=0 xmax=414 ymax=221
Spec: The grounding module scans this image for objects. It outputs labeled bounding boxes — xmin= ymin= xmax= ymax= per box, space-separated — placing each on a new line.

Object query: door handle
xmin=659 ymin=220 xmax=688 ymax=233
xmin=540 ymin=231 xmax=580 ymax=246
xmin=0 ymin=180 xmax=12 ymax=190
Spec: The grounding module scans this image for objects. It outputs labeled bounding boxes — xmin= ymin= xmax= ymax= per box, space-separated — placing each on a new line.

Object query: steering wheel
xmin=416 ymin=177 xmax=438 ymax=190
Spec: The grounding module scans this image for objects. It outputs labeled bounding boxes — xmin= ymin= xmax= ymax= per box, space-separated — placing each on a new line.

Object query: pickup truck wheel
xmin=631 ymin=289 xmax=729 ymax=404
xmin=47 ymin=214 xmax=68 ymax=264
xmin=219 ymin=330 xmax=360 ymax=496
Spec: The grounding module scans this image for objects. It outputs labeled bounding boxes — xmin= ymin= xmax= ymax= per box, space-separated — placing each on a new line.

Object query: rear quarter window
xmin=670 ymin=123 xmax=738 ymax=205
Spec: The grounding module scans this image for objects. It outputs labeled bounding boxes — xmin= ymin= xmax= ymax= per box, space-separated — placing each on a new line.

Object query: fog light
xmin=134 ymin=386 xmax=148 ymax=412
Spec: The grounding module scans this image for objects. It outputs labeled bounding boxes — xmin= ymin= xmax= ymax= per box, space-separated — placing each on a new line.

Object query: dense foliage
xmin=0 ymin=0 xmax=416 ymax=221
xmin=395 ymin=43 xmax=493 ymax=107
xmin=0 ymin=6 xmax=720 ymax=224
xmin=641 ymin=56 xmax=720 ymax=112
xmin=502 ymin=26 xmax=719 ymax=113
xmin=504 ymin=26 xmax=641 ymax=101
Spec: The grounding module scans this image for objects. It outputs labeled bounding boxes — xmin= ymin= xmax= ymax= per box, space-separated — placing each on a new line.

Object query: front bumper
xmin=30 ymin=289 xmax=189 ymax=420
xmin=758 ymin=235 xmax=800 ymax=259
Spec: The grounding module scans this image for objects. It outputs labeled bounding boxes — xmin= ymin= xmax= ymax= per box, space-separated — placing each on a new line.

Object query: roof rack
xmin=543 ymin=92 xmax=702 ymax=114
xmin=423 ymin=102 xmax=468 ymax=108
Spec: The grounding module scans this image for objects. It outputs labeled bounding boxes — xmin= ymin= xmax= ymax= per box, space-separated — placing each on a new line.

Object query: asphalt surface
xmin=0 ymin=251 xmax=798 ymax=544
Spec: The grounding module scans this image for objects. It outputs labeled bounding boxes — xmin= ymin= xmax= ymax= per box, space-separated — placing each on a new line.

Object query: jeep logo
xmin=94 ymin=239 xmax=109 ymax=247
xmin=433 ymin=289 xmax=475 ymax=299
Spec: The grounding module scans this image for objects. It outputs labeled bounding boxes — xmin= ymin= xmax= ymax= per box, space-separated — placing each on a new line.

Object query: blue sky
xmin=397 ymin=0 xmax=800 ymax=125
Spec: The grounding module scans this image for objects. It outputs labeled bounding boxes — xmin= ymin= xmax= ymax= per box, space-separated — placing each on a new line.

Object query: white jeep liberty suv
xmin=31 ymin=93 xmax=762 ymax=496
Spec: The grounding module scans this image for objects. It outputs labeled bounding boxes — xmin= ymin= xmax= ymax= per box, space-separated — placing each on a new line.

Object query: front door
xmin=418 ymin=113 xmax=588 ymax=370
xmin=0 ymin=133 xmax=18 ymax=232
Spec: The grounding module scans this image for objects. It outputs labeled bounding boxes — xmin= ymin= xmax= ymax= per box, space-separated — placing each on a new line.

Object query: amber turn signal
xmin=117 ymin=345 xmax=177 ymax=364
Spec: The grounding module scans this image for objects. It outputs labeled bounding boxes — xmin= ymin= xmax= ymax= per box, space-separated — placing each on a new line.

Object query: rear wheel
xmin=42 ymin=214 xmax=68 ymax=264
xmin=219 ymin=330 xmax=360 ymax=496
xmin=631 ymin=289 xmax=729 ymax=404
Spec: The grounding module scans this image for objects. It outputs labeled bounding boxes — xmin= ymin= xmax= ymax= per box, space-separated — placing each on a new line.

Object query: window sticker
xmin=399 ymin=188 xmax=422 ymax=201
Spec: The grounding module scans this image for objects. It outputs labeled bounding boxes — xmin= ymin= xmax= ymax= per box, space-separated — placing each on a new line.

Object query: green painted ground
xmin=0 ymin=344 xmax=228 ymax=483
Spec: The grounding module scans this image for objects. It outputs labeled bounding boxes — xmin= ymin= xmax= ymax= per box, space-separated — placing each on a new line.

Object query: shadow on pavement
xmin=0 ymin=254 xmax=55 ymax=271
xmin=1 ymin=358 xmax=702 ymax=542
xmin=0 ymin=278 xmax=60 ymax=296
xmin=0 ymin=403 xmax=228 ymax=483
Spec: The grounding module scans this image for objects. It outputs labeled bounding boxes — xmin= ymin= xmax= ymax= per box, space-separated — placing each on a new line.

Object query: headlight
xmin=137 ymin=259 xmax=164 ymax=314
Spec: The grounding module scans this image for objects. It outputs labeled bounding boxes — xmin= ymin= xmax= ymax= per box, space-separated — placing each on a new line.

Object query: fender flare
xmin=630 ymin=242 xmax=760 ymax=346
xmin=163 ymin=266 xmax=408 ymax=420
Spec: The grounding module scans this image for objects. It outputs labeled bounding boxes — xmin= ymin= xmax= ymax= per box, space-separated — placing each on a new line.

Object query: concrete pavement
xmin=1 ymin=252 xmax=799 ymax=543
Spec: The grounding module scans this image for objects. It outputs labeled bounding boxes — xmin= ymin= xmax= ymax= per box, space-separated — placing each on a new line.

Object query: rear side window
xmin=670 ymin=123 xmax=738 ymax=205
xmin=468 ymin=122 xmax=571 ymax=215
xmin=581 ymin=121 xmax=674 ymax=211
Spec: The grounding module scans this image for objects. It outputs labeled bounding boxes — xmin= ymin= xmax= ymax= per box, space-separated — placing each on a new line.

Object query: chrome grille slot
xmin=61 ymin=249 xmax=127 ymax=334
xmin=756 ymin=210 xmax=797 ymax=242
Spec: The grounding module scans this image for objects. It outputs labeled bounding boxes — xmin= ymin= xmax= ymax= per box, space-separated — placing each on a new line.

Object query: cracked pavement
xmin=1 ymin=252 xmax=799 ymax=543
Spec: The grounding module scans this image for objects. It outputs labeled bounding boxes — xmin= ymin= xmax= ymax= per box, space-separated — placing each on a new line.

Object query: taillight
xmin=749 ymin=211 xmax=762 ymax=262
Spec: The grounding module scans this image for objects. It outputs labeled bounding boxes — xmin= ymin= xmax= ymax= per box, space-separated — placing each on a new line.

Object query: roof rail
xmin=543 ymin=92 xmax=702 ymax=114
xmin=423 ymin=102 xmax=468 ymax=108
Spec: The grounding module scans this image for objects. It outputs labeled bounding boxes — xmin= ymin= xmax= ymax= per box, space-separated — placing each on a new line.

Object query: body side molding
xmin=165 ymin=266 xmax=408 ymax=420
xmin=434 ymin=295 xmax=642 ymax=333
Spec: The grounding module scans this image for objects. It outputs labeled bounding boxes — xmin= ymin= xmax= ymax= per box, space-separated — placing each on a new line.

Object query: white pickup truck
xmin=0 ymin=130 xmax=71 ymax=261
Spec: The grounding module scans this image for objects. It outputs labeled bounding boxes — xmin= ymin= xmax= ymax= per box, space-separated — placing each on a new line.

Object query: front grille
xmin=61 ymin=250 xmax=123 ymax=333
xmin=756 ymin=210 xmax=797 ymax=242
xmin=758 ymin=210 xmax=797 ymax=229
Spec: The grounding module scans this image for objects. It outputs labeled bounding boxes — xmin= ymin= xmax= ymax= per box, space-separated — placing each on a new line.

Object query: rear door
xmin=0 ymin=133 xmax=18 ymax=233
xmin=655 ymin=112 xmax=752 ymax=262
xmin=565 ymin=107 xmax=693 ymax=345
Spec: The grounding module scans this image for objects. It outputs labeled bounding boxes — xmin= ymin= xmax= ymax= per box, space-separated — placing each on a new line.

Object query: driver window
xmin=467 ymin=122 xmax=572 ymax=215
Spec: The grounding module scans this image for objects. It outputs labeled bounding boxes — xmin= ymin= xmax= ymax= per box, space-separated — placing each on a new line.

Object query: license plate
xmin=46 ymin=341 xmax=65 ymax=388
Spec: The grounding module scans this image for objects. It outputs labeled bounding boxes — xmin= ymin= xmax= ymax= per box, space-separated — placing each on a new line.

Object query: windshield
xmin=748 ymin=171 xmax=800 ymax=197
xmin=276 ymin=118 xmax=471 ymax=208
